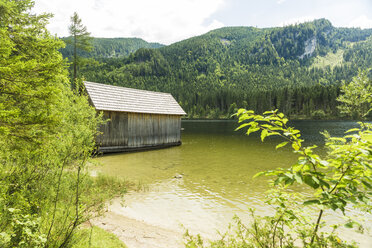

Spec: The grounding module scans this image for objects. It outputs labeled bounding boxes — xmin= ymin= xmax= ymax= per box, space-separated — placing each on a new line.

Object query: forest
xmin=61 ymin=19 xmax=372 ymax=119
xmin=60 ymin=37 xmax=163 ymax=59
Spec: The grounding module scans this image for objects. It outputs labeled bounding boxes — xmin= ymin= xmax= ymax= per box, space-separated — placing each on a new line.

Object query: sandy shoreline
xmin=92 ymin=207 xmax=372 ymax=248
xmin=91 ymin=187 xmax=372 ymax=248
xmin=92 ymin=210 xmax=184 ymax=248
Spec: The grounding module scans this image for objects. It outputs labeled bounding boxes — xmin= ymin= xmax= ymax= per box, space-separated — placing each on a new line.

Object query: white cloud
xmin=348 ymin=15 xmax=372 ymax=29
xmin=33 ymin=0 xmax=226 ymax=45
xmin=277 ymin=0 xmax=286 ymax=4
xmin=279 ymin=16 xmax=318 ymax=27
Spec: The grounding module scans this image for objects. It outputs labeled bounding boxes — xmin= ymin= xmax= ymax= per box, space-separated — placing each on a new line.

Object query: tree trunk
xmin=73 ymin=33 xmax=77 ymax=88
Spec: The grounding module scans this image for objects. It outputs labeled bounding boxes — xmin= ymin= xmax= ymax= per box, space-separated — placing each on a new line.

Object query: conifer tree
xmin=68 ymin=12 xmax=92 ymax=86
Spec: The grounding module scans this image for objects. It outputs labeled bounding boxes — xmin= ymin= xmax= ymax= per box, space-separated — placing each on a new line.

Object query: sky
xmin=33 ymin=0 xmax=372 ymax=45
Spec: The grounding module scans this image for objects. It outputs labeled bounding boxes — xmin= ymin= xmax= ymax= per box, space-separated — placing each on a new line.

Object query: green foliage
xmin=311 ymin=49 xmax=345 ymax=69
xmin=0 ymin=208 xmax=46 ymax=248
xmin=311 ymin=109 xmax=326 ymax=119
xmin=60 ymin=37 xmax=163 ymax=59
xmin=185 ymin=70 xmax=372 ymax=248
xmin=0 ymin=1 xmax=127 ymax=247
xmin=39 ymin=172 xmax=129 ymax=247
xmin=269 ymin=19 xmax=331 ymax=60
xmin=76 ymin=19 xmax=372 ymax=119
xmin=337 ymin=70 xmax=372 ymax=119
xmin=232 ymin=75 xmax=372 ymax=246
xmin=71 ymin=226 xmax=127 ymax=248
xmin=68 ymin=11 xmax=93 ymax=82
xmin=68 ymin=12 xmax=93 ymax=53
xmin=185 ymin=192 xmax=356 ymax=248
xmin=343 ymin=36 xmax=372 ymax=68
xmin=237 ymin=109 xmax=371 ymax=213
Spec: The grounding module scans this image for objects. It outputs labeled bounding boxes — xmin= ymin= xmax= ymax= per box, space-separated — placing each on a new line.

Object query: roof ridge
xmin=84 ymin=81 xmax=172 ymax=96
xmin=83 ymin=81 xmax=186 ymax=115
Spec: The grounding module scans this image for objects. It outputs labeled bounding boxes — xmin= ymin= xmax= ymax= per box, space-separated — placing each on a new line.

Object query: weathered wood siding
xmin=97 ymin=111 xmax=128 ymax=147
xmin=127 ymin=112 xmax=181 ymax=147
xmin=97 ymin=111 xmax=181 ymax=152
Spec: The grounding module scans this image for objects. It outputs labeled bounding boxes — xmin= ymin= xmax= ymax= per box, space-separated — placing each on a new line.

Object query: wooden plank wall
xmin=128 ymin=112 xmax=181 ymax=147
xmin=97 ymin=111 xmax=128 ymax=147
xmin=97 ymin=111 xmax=181 ymax=150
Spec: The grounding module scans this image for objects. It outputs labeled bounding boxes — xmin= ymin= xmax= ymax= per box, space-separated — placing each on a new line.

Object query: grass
xmin=70 ymin=174 xmax=130 ymax=248
xmin=71 ymin=226 xmax=127 ymax=248
xmin=310 ymin=49 xmax=345 ymax=69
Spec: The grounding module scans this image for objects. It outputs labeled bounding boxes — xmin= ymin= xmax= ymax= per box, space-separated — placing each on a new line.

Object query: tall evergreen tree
xmin=68 ymin=12 xmax=92 ymax=86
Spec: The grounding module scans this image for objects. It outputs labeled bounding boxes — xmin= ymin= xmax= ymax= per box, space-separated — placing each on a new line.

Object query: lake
xmin=93 ymin=120 xmax=371 ymax=246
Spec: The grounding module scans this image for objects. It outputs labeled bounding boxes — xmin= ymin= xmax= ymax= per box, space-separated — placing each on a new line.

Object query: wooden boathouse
xmin=84 ymin=81 xmax=186 ymax=153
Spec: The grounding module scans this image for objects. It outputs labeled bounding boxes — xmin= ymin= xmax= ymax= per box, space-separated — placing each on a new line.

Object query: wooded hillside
xmin=68 ymin=19 xmax=372 ymax=119
xmin=60 ymin=37 xmax=163 ymax=58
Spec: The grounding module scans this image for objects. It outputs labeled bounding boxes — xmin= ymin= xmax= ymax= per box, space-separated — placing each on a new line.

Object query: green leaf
xmin=261 ymin=129 xmax=268 ymax=142
xmin=235 ymin=123 xmax=250 ymax=131
xmin=319 ymin=179 xmax=330 ymax=189
xmin=361 ymin=133 xmax=372 ymax=143
xmin=7 ymin=208 xmax=16 ymax=213
xmin=284 ymin=173 xmax=294 ymax=179
xmin=319 ymin=160 xmax=329 ymax=167
xmin=247 ymin=127 xmax=260 ymax=135
xmin=292 ymin=130 xmax=300 ymax=135
xmin=329 ymin=137 xmax=346 ymax=143
xmin=267 ymin=132 xmax=280 ymax=136
xmin=345 ymin=128 xmax=360 ymax=133
xmin=275 ymin=141 xmax=288 ymax=149
xmin=303 ymin=199 xmax=320 ymax=206
xmin=312 ymin=176 xmax=320 ymax=185
xmin=237 ymin=108 xmax=246 ymax=116
xmin=361 ymin=180 xmax=372 ymax=189
xmin=364 ymin=162 xmax=372 ymax=170
xmin=303 ymin=175 xmax=319 ymax=189
xmin=292 ymin=143 xmax=300 ymax=151
xmin=284 ymin=177 xmax=294 ymax=186
xmin=253 ymin=171 xmax=265 ymax=178
xmin=294 ymin=173 xmax=303 ymax=184
xmin=344 ymin=221 xmax=356 ymax=228
xmin=263 ymin=111 xmax=273 ymax=115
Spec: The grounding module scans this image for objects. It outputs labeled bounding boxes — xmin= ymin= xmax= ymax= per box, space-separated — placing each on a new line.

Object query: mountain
xmin=75 ymin=19 xmax=372 ymax=119
xmin=159 ymin=19 xmax=372 ymax=66
xmin=60 ymin=37 xmax=164 ymax=58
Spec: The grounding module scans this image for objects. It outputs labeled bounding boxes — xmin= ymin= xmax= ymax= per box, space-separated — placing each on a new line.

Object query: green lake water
xmin=93 ymin=120 xmax=371 ymax=246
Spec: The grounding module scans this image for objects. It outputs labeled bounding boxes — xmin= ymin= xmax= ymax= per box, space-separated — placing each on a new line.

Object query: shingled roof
xmin=84 ymin=81 xmax=186 ymax=115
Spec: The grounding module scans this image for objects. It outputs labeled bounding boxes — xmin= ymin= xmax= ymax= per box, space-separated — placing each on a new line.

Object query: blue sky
xmin=211 ymin=0 xmax=372 ymax=28
xmin=33 ymin=0 xmax=372 ymax=45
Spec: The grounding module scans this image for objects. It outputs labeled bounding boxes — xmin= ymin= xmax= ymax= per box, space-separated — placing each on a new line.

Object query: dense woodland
xmin=61 ymin=19 xmax=372 ymax=119
xmin=60 ymin=37 xmax=163 ymax=58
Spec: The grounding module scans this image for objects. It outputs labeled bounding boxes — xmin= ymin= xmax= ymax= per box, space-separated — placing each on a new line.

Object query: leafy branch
xmin=236 ymin=108 xmax=372 ymax=246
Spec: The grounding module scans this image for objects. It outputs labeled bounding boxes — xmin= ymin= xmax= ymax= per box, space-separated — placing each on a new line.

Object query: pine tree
xmin=68 ymin=12 xmax=92 ymax=86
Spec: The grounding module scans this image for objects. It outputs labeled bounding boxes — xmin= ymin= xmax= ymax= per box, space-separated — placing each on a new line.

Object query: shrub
xmin=311 ymin=109 xmax=326 ymax=119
